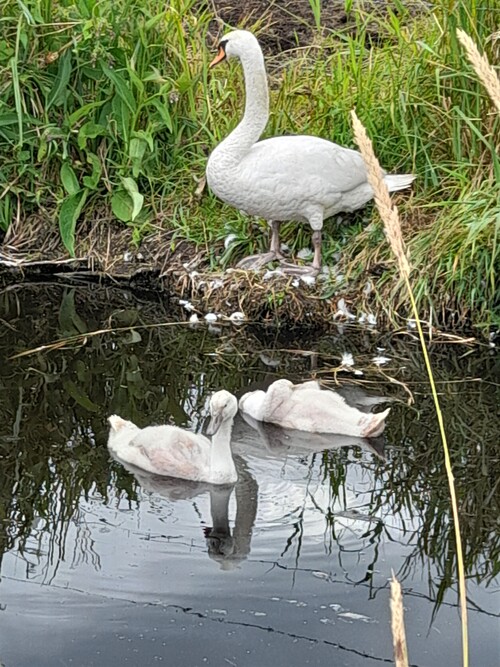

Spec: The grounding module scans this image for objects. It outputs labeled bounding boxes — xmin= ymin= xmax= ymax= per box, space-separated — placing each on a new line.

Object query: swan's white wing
xmin=131 ymin=426 xmax=211 ymax=481
xmin=242 ymin=136 xmax=370 ymax=193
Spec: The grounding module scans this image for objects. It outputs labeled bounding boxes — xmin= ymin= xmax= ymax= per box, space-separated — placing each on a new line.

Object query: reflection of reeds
xmin=456 ymin=29 xmax=500 ymax=114
xmin=390 ymin=573 xmax=408 ymax=667
xmin=350 ymin=110 xmax=469 ymax=667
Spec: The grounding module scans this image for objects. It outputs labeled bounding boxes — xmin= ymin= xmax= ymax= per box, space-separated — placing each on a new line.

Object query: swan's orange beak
xmin=209 ymin=45 xmax=226 ymax=68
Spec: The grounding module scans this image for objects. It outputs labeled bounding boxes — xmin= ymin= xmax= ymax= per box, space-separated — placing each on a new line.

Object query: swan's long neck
xmin=210 ymin=420 xmax=236 ymax=483
xmin=220 ymin=47 xmax=269 ymax=158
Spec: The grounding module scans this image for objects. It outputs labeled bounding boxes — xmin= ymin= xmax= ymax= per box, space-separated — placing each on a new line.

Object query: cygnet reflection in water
xmin=110 ymin=453 xmax=257 ymax=570
xmin=235 ymin=412 xmax=386 ymax=461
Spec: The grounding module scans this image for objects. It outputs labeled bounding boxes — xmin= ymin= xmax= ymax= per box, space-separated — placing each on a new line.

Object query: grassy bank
xmin=0 ymin=0 xmax=498 ymax=330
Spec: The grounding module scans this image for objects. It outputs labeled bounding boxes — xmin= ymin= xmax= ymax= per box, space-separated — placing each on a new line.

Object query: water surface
xmin=0 ymin=283 xmax=498 ymax=666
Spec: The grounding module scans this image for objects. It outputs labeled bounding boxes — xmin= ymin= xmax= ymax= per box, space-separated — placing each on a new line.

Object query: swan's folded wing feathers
xmin=131 ymin=426 xmax=209 ymax=480
xmin=250 ymin=136 xmax=370 ymax=192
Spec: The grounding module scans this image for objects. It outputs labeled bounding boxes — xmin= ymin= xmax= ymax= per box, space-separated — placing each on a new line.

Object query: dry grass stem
xmin=456 ymin=29 xmax=500 ymax=114
xmin=390 ymin=574 xmax=409 ymax=667
xmin=349 ymin=111 xmax=411 ymax=279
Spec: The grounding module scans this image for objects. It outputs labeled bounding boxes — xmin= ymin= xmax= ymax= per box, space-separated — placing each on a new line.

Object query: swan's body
xmin=207 ymin=30 xmax=415 ymax=274
xmin=107 ymin=391 xmax=238 ymax=485
xmin=239 ymin=379 xmax=390 ymax=438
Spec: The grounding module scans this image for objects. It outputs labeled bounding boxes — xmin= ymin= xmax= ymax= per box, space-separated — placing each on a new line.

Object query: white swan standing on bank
xmin=239 ymin=379 xmax=390 ymax=438
xmin=206 ymin=30 xmax=415 ymax=274
xmin=107 ymin=391 xmax=238 ymax=485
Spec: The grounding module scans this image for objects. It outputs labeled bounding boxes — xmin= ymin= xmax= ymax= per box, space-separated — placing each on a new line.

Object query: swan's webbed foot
xmin=235 ymin=251 xmax=282 ymax=271
xmin=278 ymin=260 xmax=320 ymax=277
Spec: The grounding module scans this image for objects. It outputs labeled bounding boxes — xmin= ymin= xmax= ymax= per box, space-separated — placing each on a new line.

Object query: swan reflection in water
xmin=110 ymin=453 xmax=257 ymax=570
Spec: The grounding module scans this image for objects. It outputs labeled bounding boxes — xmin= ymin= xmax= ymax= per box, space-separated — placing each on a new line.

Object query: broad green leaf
xmin=122 ymin=177 xmax=144 ymax=221
xmin=111 ymin=95 xmax=131 ymax=143
xmin=132 ymin=129 xmax=154 ymax=152
xmin=77 ymin=121 xmax=107 ymax=149
xmin=60 ymin=162 xmax=80 ymax=196
xmin=47 ymin=50 xmax=72 ymax=109
xmin=129 ymin=137 xmax=147 ymax=177
xmin=129 ymin=137 xmax=147 ymax=161
xmin=82 ymin=152 xmax=101 ymax=189
xmin=111 ymin=190 xmax=133 ymax=222
xmin=59 ymin=189 xmax=88 ymax=256
xmin=68 ymin=100 xmax=106 ymax=126
xmin=101 ymin=62 xmax=137 ymax=113
xmin=150 ymin=97 xmax=173 ymax=132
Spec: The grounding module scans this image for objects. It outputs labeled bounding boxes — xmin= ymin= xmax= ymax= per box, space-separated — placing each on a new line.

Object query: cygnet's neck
xmin=210 ymin=419 xmax=236 ymax=481
xmin=221 ymin=46 xmax=269 ymax=158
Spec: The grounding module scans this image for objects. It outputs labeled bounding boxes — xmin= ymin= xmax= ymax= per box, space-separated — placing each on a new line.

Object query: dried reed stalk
xmin=350 ymin=112 xmax=411 ymax=282
xmin=351 ymin=109 xmax=469 ymax=667
xmin=456 ymin=29 xmax=500 ymax=114
xmin=390 ymin=574 xmax=409 ymax=667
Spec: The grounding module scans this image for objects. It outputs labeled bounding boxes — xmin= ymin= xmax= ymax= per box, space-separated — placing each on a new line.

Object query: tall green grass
xmin=0 ymin=0 xmax=498 ymax=328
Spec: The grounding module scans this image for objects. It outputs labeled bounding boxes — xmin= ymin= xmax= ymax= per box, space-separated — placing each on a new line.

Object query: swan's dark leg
xmin=311 ymin=229 xmax=322 ymax=271
xmin=235 ymin=220 xmax=284 ymax=271
xmin=279 ymin=229 xmax=322 ymax=276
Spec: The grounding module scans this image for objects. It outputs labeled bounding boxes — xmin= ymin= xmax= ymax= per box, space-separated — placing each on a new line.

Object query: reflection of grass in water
xmin=0 ymin=284 xmax=498 ymax=609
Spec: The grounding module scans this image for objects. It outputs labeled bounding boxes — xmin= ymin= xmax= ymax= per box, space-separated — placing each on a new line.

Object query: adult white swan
xmin=206 ymin=30 xmax=415 ymax=274
xmin=239 ymin=379 xmax=390 ymax=438
xmin=107 ymin=391 xmax=238 ymax=485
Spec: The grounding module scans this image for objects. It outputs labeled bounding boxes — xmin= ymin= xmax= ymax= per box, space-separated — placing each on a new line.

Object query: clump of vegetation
xmin=0 ymin=0 xmax=498 ymax=330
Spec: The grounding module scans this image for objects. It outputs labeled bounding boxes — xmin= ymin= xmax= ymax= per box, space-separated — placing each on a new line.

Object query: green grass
xmin=0 ymin=0 xmax=498 ymax=329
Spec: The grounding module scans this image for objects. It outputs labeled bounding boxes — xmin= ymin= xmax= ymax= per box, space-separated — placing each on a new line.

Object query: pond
xmin=0 ymin=282 xmax=498 ymax=667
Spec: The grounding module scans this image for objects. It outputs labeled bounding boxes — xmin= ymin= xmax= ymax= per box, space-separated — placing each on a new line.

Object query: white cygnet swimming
xmin=107 ymin=390 xmax=238 ymax=485
xmin=239 ymin=379 xmax=389 ymax=438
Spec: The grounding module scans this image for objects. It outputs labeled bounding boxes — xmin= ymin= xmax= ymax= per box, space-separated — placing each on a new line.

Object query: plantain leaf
xmin=111 ymin=189 xmax=133 ymax=222
xmin=59 ymin=189 xmax=88 ymax=256
xmin=60 ymin=162 xmax=80 ymax=196
xmin=122 ymin=177 xmax=144 ymax=221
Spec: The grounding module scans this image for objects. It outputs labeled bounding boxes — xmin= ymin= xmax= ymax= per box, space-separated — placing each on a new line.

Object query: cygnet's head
xmin=206 ymin=390 xmax=238 ymax=436
xmin=209 ymin=30 xmax=261 ymax=67
xmin=107 ymin=415 xmax=140 ymax=451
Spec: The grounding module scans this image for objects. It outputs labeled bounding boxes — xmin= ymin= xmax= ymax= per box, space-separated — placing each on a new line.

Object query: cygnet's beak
xmin=207 ymin=411 xmax=223 ymax=436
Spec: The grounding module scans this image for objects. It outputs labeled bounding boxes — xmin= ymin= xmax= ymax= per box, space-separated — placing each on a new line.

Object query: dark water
xmin=0 ymin=283 xmax=499 ymax=667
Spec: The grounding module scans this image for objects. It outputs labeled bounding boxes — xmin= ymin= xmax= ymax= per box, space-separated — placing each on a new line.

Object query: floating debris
xmin=372 ymin=355 xmax=390 ymax=366
xmin=259 ymin=353 xmax=280 ymax=368
xmin=334 ymin=298 xmax=356 ymax=320
xmin=179 ymin=299 xmax=195 ymax=312
xmin=189 ymin=314 xmax=199 ymax=324
xmin=229 ymin=311 xmax=245 ymax=324
xmin=204 ymin=313 xmax=218 ymax=322
xmin=341 ymin=352 xmax=355 ymax=367
xmin=338 ymin=612 xmax=377 ymax=623
xmin=300 ymin=274 xmax=316 ymax=286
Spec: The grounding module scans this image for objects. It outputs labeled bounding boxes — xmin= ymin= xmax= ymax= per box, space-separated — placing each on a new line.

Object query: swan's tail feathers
xmin=108 ymin=415 xmax=130 ymax=432
xmin=362 ymin=407 xmax=391 ymax=438
xmin=384 ymin=173 xmax=416 ymax=193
